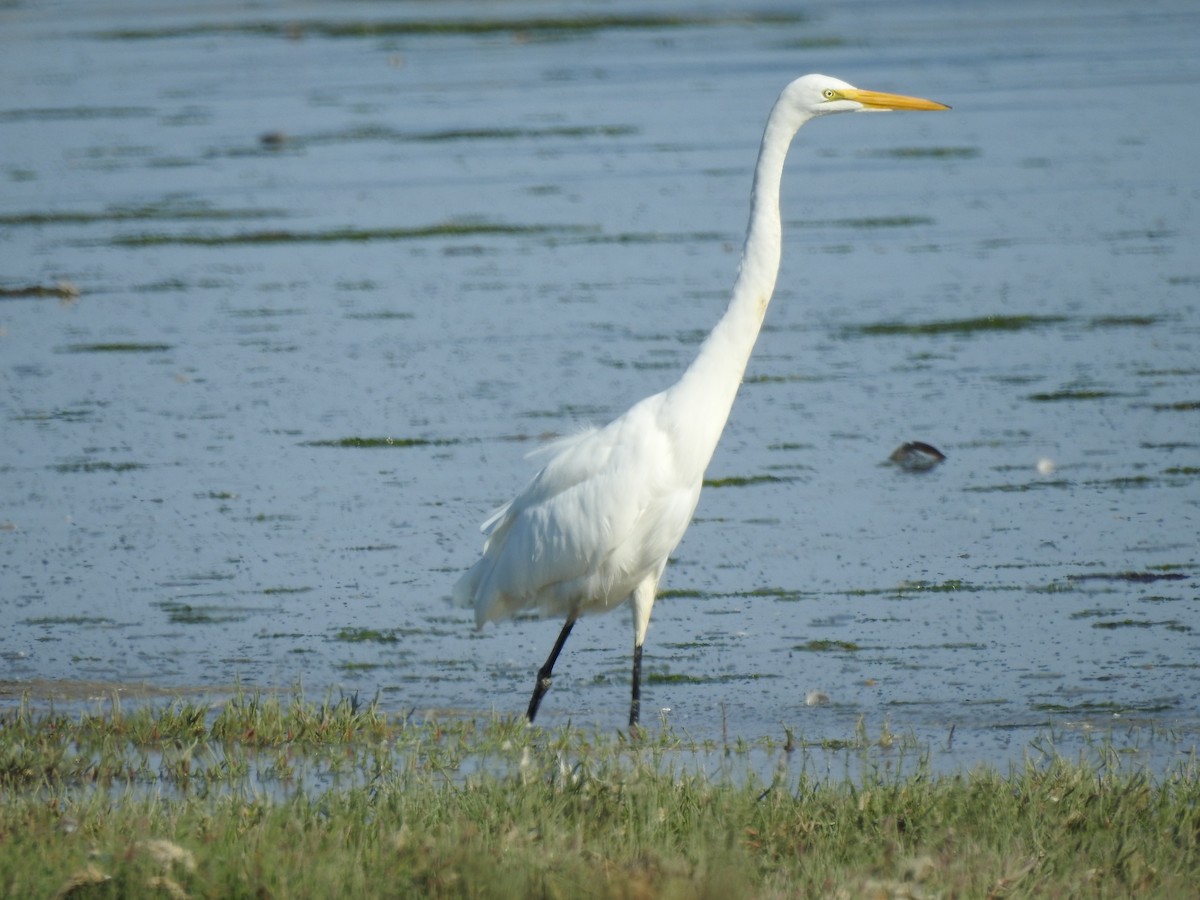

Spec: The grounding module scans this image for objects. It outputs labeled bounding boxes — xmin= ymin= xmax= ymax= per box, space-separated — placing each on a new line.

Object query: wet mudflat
xmin=2 ymin=0 xmax=1197 ymax=771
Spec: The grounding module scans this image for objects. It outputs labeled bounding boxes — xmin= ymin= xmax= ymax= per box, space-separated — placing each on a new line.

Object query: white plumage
xmin=453 ymin=74 xmax=948 ymax=727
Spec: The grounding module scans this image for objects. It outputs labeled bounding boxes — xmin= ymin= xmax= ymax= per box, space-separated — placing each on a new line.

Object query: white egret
xmin=454 ymin=74 xmax=949 ymax=727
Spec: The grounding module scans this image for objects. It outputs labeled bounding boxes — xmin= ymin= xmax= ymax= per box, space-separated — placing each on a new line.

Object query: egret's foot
xmin=526 ymin=673 xmax=554 ymax=723
xmin=526 ymin=615 xmax=577 ymax=724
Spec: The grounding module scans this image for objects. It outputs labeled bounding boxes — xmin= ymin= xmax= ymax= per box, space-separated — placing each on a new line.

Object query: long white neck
xmin=662 ymin=96 xmax=808 ymax=472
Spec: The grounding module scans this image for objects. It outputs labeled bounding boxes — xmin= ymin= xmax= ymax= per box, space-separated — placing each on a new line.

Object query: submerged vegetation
xmin=111 ymin=221 xmax=577 ymax=248
xmin=702 ymin=474 xmax=795 ymax=488
xmin=845 ymin=314 xmax=1068 ymax=338
xmin=303 ymin=436 xmax=464 ymax=449
xmin=1 ymin=690 xmax=1197 ymax=897
xmin=96 ymin=12 xmax=807 ymax=42
xmin=59 ymin=342 xmax=172 ymax=354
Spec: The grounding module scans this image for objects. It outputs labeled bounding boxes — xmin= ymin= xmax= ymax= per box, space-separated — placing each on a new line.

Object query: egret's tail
xmin=454 ymin=556 xmax=534 ymax=629
xmin=451 ymin=561 xmax=488 ymax=628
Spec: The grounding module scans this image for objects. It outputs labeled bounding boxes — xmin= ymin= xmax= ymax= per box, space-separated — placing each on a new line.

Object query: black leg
xmin=628 ymin=642 xmax=643 ymax=728
xmin=526 ymin=615 xmax=576 ymax=723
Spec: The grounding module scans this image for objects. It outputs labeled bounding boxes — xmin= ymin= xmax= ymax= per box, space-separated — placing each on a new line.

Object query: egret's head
xmin=783 ymin=74 xmax=950 ymax=120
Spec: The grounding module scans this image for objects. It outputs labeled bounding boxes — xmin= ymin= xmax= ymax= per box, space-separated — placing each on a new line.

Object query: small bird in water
xmin=888 ymin=441 xmax=947 ymax=472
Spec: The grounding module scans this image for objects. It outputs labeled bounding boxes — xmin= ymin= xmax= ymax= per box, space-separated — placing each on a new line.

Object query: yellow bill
xmin=837 ymin=88 xmax=950 ymax=111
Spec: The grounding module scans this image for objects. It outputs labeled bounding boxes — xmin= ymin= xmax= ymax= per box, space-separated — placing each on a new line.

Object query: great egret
xmin=454 ymin=74 xmax=949 ymax=727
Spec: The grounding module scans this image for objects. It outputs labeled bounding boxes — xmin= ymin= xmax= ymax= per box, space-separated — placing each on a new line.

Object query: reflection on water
xmin=1 ymin=0 xmax=1198 ymax=771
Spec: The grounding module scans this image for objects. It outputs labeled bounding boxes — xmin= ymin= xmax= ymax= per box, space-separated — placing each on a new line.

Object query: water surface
xmin=2 ymin=0 xmax=1197 ymax=771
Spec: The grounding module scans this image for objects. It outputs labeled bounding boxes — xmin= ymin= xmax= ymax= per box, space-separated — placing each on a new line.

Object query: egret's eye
xmin=823 ymin=89 xmax=838 ymax=100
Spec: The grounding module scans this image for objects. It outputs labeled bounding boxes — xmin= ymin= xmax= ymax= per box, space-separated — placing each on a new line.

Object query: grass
xmin=1 ymin=690 xmax=1198 ymax=897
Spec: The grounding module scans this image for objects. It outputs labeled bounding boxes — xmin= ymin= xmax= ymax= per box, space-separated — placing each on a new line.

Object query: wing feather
xmin=453 ymin=392 xmax=702 ymax=626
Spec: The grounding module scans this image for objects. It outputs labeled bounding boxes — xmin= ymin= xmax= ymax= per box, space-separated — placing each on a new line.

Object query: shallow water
xmin=2 ymin=0 xmax=1198 ymax=770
